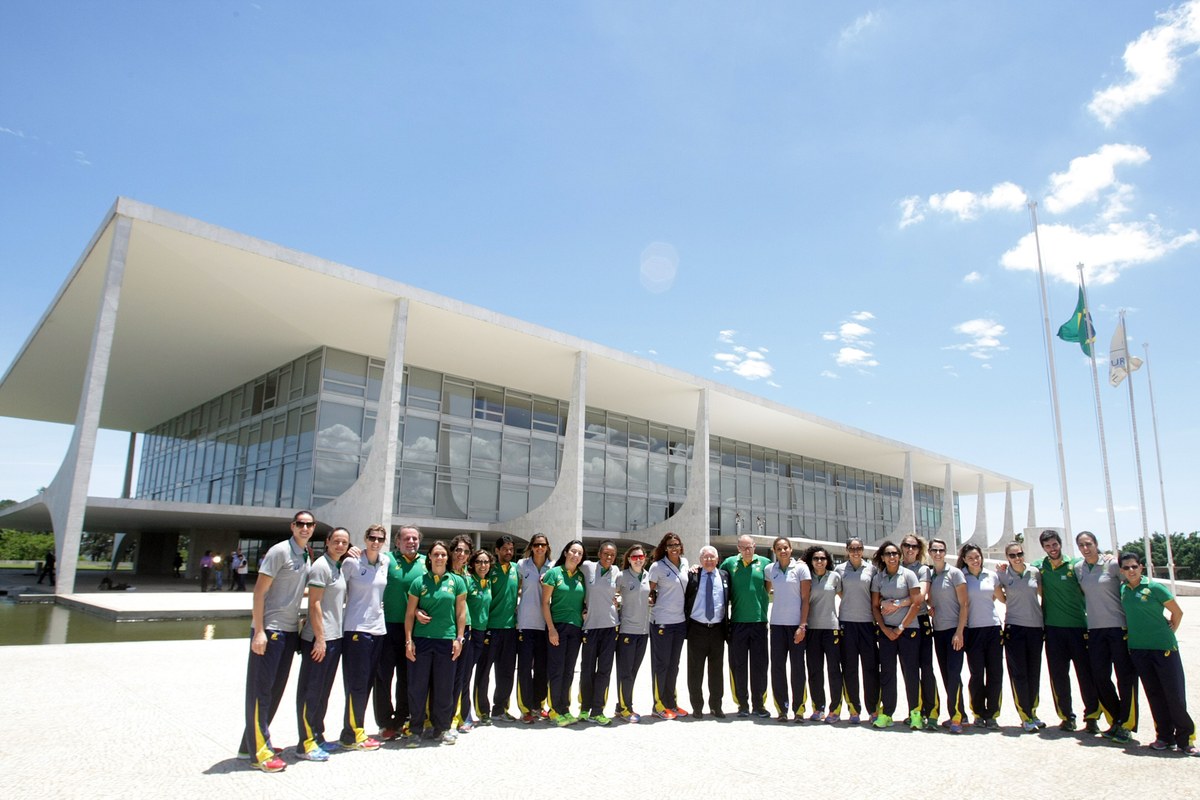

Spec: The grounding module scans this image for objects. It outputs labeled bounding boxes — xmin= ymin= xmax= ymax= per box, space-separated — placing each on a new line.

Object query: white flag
xmin=1109 ymin=317 xmax=1143 ymax=387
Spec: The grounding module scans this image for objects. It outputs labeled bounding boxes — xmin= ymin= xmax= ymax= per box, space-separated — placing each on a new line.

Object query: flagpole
xmin=1077 ymin=264 xmax=1119 ymax=553
xmin=1117 ymin=311 xmax=1154 ymax=576
xmin=1141 ymin=342 xmax=1177 ymax=590
xmin=1029 ymin=202 xmax=1073 ymax=545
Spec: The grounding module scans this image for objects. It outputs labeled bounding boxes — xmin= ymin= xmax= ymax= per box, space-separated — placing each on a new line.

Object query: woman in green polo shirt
xmin=542 ymin=539 xmax=587 ymax=726
xmin=1118 ymin=552 xmax=1196 ymax=755
xmin=463 ymin=547 xmax=493 ymax=731
xmin=404 ymin=540 xmax=467 ymax=746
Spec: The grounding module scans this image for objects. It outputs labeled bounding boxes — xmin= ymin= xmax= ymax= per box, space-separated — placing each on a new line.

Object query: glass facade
xmin=138 ymin=350 xmax=322 ymax=507
xmin=708 ymin=436 xmax=952 ymax=543
xmin=138 ymin=347 xmax=955 ymax=543
xmin=392 ymin=366 xmax=567 ymax=521
xmin=582 ymin=409 xmax=692 ymax=532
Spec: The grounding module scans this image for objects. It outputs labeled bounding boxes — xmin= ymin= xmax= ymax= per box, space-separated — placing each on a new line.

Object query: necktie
xmin=705 ymin=571 xmax=715 ymax=621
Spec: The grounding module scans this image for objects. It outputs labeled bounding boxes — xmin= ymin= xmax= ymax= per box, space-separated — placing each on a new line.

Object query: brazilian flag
xmin=1056 ymin=287 xmax=1095 ymax=356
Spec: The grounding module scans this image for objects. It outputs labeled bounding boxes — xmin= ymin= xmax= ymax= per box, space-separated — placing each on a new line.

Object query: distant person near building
xmin=200 ymin=550 xmax=214 ymax=592
xmin=37 ymin=548 xmax=56 ymax=585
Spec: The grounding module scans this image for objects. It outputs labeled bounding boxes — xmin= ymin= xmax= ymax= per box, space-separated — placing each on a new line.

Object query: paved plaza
xmin=4 ymin=591 xmax=1197 ymax=800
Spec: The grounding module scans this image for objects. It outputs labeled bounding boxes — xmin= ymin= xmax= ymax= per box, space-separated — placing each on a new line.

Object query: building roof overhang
xmin=0 ymin=198 xmax=1031 ymax=497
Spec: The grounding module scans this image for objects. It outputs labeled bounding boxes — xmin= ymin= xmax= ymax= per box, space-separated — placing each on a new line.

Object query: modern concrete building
xmin=0 ymin=199 xmax=1033 ymax=594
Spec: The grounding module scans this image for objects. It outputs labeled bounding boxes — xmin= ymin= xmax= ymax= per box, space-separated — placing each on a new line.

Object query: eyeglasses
xmin=847 ymin=546 xmax=864 ymax=552
xmin=473 ymin=559 xmax=491 ymax=565
xmin=366 ymin=535 xmax=386 ymax=543
xmin=293 ymin=521 xmax=316 ymax=528
xmin=667 ymin=543 xmax=681 ymax=549
xmin=812 ymin=556 xmax=828 ymax=562
xmin=630 ymin=554 xmax=646 ymax=560
xmin=902 ymin=543 xmax=919 ymax=549
xmin=929 ymin=548 xmax=946 ymax=554
xmin=1007 ymin=552 xmax=1024 ymax=558
xmin=882 ymin=551 xmax=900 ymax=558
xmin=532 ymin=542 xmax=548 ymax=548
xmin=1120 ymin=564 xmax=1141 ymax=571
xmin=453 ymin=547 xmax=470 ymax=554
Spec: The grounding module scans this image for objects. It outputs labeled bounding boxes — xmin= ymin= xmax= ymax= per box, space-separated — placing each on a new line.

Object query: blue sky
xmin=2 ymin=1 xmax=1198 ymax=547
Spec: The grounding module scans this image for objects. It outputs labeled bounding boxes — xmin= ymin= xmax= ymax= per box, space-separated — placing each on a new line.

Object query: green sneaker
xmin=591 ymin=713 xmax=613 ymax=726
xmin=1111 ymin=726 xmax=1132 ymax=744
xmin=556 ymin=713 xmax=576 ymax=727
xmin=577 ymin=711 xmax=592 ymax=723
xmin=908 ymin=710 xmax=923 ymax=730
xmin=873 ymin=714 xmax=893 ymax=729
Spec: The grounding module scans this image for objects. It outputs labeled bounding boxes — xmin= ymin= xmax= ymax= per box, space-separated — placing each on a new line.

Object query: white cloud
xmin=945 ymin=318 xmax=1008 ymax=360
xmin=74 ymin=150 xmax=91 ymax=166
xmin=820 ymin=370 xmax=839 ymax=379
xmin=712 ymin=331 xmax=775 ymax=381
xmin=823 ymin=311 xmax=879 ymax=371
xmin=0 ymin=126 xmax=28 ymax=138
xmin=838 ymin=11 xmax=880 ymax=47
xmin=1043 ymin=144 xmax=1150 ymax=214
xmin=839 ymin=322 xmax=871 ymax=341
xmin=1089 ymin=0 xmax=1200 ymax=126
xmin=963 ymin=271 xmax=983 ymax=283
xmin=835 ymin=347 xmax=879 ymax=368
xmin=900 ymin=182 xmax=1026 ymax=226
xmin=927 ymin=182 xmax=1028 ymax=221
xmin=899 ymin=196 xmax=925 ymax=228
xmin=1000 ymin=219 xmax=1199 ymax=284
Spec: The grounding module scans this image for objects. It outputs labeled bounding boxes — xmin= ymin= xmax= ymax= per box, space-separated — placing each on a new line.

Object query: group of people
xmin=239 ymin=515 xmax=1196 ymax=773
xmin=200 ymin=548 xmax=247 ymax=592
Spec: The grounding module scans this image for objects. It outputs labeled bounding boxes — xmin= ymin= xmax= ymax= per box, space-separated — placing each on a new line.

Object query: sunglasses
xmin=1007 ymin=552 xmax=1024 ymax=558
xmin=929 ymin=548 xmax=946 ymax=554
xmin=366 ymin=535 xmax=386 ymax=543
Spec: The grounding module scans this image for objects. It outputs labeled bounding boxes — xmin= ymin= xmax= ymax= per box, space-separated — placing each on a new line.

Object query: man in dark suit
xmin=684 ymin=545 xmax=731 ymax=719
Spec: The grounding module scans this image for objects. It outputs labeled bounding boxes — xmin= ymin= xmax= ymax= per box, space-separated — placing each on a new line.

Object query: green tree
xmin=1121 ymin=532 xmax=1200 ymax=581
xmin=0 ymin=529 xmax=55 ymax=560
xmin=81 ymin=532 xmax=115 ymax=562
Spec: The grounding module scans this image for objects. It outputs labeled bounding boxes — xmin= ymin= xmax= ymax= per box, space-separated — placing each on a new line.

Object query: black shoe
xmin=692 ymin=711 xmax=704 ymax=720
xmin=712 ymin=708 xmax=727 ymax=719
xmin=754 ymin=708 xmax=771 ymax=719
xmin=737 ymin=708 xmax=750 ymax=718
xmin=1059 ymin=717 xmax=1077 ymax=732
xmin=1084 ymin=720 xmax=1102 ymax=735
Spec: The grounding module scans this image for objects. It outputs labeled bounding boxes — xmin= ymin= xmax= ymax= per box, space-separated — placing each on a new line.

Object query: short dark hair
xmin=1039 ymin=529 xmax=1061 ymax=545
xmin=1119 ymin=551 xmax=1143 ymax=567
xmin=292 ymin=509 xmax=315 ymax=523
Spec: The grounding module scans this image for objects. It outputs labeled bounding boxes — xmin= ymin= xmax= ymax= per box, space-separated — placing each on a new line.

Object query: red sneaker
xmin=251 ymin=756 xmax=286 ymax=773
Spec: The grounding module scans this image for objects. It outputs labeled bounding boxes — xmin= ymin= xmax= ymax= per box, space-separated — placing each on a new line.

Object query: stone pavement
xmin=4 ymin=597 xmax=1197 ymax=800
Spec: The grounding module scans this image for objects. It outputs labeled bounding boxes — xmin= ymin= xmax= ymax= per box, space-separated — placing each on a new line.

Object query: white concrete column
xmin=500 ymin=352 xmax=586 ymax=546
xmin=640 ymin=388 xmax=710 ymax=560
xmin=320 ymin=298 xmax=408 ymax=543
xmin=890 ymin=451 xmax=916 ymax=541
xmin=934 ymin=463 xmax=956 ymax=548
xmin=44 ymin=215 xmax=132 ymax=594
xmin=1001 ymin=482 xmax=1015 ymax=543
xmin=963 ymin=473 xmax=988 ymax=547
